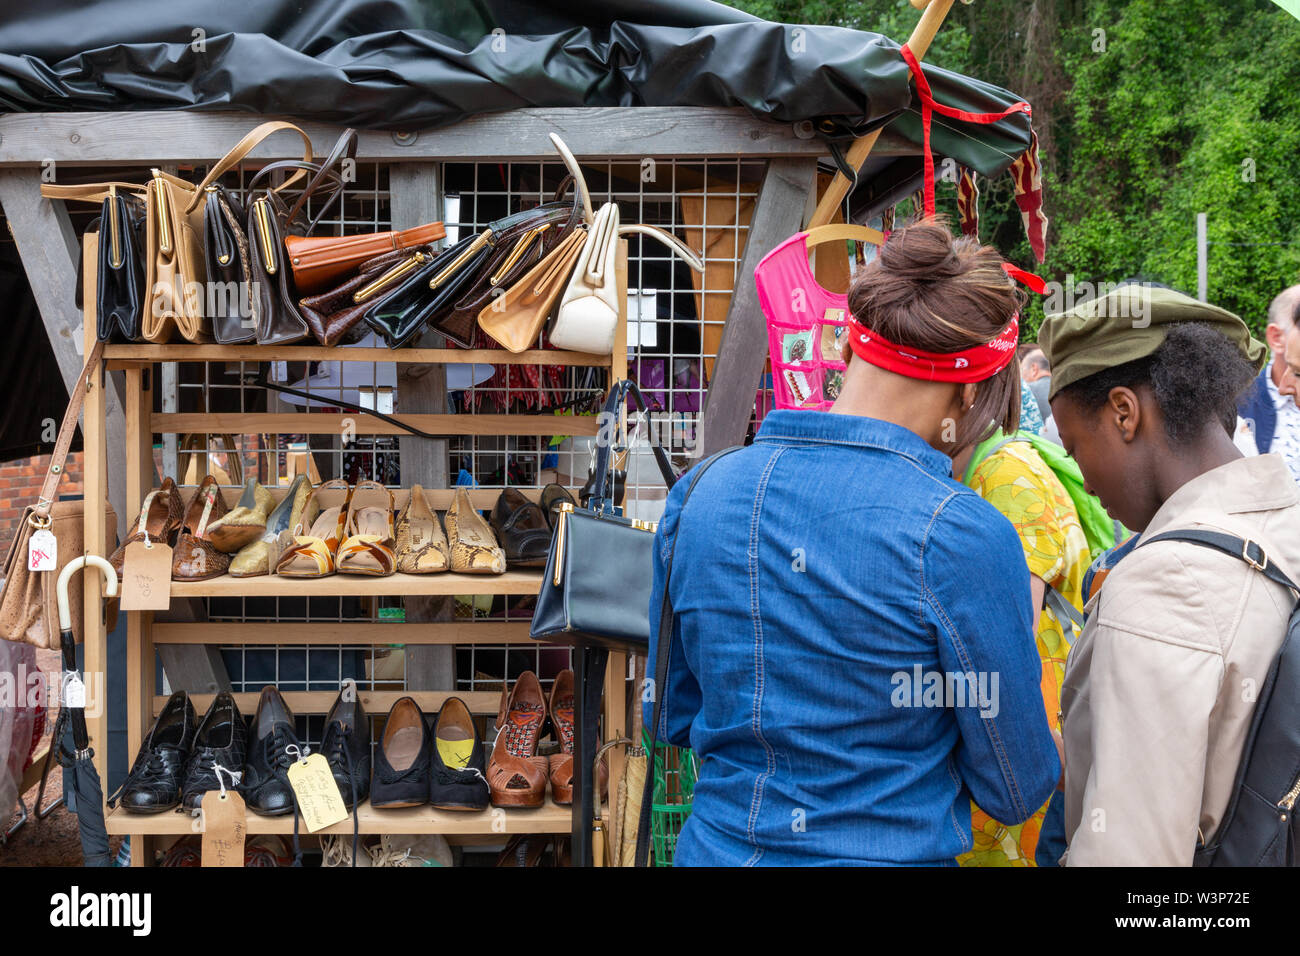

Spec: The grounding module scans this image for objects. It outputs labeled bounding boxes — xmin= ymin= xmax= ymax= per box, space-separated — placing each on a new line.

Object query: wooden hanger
xmin=803 ymin=223 xmax=885 ymax=249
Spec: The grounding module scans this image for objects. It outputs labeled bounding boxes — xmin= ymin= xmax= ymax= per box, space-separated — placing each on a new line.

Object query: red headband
xmin=846 ymin=262 xmax=1043 ymax=383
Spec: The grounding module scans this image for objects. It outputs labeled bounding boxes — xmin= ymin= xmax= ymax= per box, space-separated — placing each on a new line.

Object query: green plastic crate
xmin=644 ymin=730 xmax=699 ymax=867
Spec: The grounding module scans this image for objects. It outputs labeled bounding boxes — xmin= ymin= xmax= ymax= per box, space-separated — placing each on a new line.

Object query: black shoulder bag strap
xmin=1140 ymin=529 xmax=1300 ymax=597
xmin=634 ymin=444 xmax=743 ymax=866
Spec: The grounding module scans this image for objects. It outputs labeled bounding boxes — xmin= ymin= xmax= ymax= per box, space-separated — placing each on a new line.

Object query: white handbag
xmin=547 ymin=133 xmax=705 ymax=355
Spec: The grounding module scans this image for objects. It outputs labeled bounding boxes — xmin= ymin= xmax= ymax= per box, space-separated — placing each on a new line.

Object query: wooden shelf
xmin=106 ymin=798 xmax=575 ymax=836
xmin=104 ymin=343 xmax=613 ymax=366
xmin=151 ymin=689 xmax=505 ymax=717
xmin=154 ymin=411 xmax=597 ymax=437
xmin=170 ymin=569 xmax=549 ymax=597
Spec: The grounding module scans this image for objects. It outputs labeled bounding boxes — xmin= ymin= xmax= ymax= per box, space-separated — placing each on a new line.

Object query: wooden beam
xmin=153 ymin=621 xmax=537 ymax=645
xmin=0 ymin=168 xmax=128 ymax=541
xmin=103 ymin=344 xmax=611 ymax=365
xmin=698 ymin=158 xmax=819 ymax=455
xmin=168 ymin=569 xmax=552 ymax=598
xmin=151 ymin=412 xmax=598 ymax=437
xmin=153 ymin=689 xmax=499 ymax=716
xmin=0 ymin=109 xmax=918 ymax=165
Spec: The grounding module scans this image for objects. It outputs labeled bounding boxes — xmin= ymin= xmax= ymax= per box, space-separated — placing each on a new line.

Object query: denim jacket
xmin=646 ymin=410 xmax=1060 ymax=866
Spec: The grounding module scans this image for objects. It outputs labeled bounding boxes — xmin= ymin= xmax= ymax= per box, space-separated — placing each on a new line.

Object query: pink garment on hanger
xmin=753 ymin=231 xmax=851 ymax=411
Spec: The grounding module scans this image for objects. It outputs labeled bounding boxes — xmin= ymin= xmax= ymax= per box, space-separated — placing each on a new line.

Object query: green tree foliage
xmin=725 ymin=0 xmax=1300 ymax=335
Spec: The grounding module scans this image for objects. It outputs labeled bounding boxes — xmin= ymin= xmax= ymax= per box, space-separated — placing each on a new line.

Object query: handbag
xmin=239 ymin=129 xmax=356 ymax=345
xmin=299 ymin=247 xmax=431 ymax=347
xmin=0 ymin=340 xmax=117 ymax=649
xmin=634 ymin=443 xmax=743 ymax=866
xmin=203 ymin=183 xmax=257 ymax=344
xmin=550 ymin=201 xmax=621 ymax=354
xmin=528 ymin=380 xmax=678 ymax=652
xmin=478 ymin=225 xmax=588 ymax=352
xmin=285 ymin=221 xmax=447 ymax=296
xmin=95 ymin=186 xmax=148 ymax=342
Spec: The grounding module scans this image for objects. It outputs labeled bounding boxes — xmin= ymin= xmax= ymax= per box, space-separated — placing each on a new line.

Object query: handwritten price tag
xmin=120 ymin=539 xmax=172 ymax=610
xmin=28 ymin=529 xmax=57 ymax=572
xmin=286 ymin=753 xmax=348 ymax=832
xmin=201 ymin=790 xmax=247 ymax=867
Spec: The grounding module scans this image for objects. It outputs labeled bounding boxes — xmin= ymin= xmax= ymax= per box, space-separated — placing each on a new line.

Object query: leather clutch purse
xmin=363 ymin=233 xmax=494 ymax=348
xmin=203 ymin=184 xmax=257 ymax=344
xmin=478 ymin=226 xmax=587 ymax=352
xmin=96 ymin=186 xmax=148 ymax=342
xmin=285 ymin=222 xmax=447 ymax=296
xmin=299 ymin=247 xmax=427 ymax=347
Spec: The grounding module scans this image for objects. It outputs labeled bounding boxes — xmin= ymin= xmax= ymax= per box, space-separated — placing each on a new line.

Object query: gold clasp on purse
xmin=489 ymin=224 xmax=549 ymax=286
xmin=150 ymin=173 xmax=171 ymax=256
xmin=352 ymin=251 xmax=428 ymax=304
xmin=252 ymin=198 xmax=277 ymax=275
xmin=429 ymin=229 xmax=494 ymax=291
xmin=552 ymin=501 xmax=573 ymax=587
xmin=107 ymin=185 xmax=123 ymax=269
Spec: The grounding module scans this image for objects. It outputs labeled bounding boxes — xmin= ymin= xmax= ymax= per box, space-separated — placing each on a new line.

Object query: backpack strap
xmin=634 ymin=445 xmax=743 ymax=866
xmin=1043 ymin=584 xmax=1085 ymax=642
xmin=1140 ymin=529 xmax=1300 ymax=597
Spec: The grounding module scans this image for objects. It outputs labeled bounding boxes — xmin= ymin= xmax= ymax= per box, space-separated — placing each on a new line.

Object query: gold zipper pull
xmin=489 ymin=224 xmax=549 ymax=286
xmin=429 ymin=229 xmax=493 ymax=291
xmin=352 ymin=251 xmax=428 ymax=304
xmin=107 ymin=185 xmax=123 ymax=269
xmin=1278 ymin=773 xmax=1300 ymax=812
xmin=152 ymin=175 xmax=172 ymax=256
xmin=253 ymin=198 xmax=277 ymax=274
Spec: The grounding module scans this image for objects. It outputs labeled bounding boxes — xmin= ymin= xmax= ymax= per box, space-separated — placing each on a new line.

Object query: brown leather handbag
xmin=285 ymin=221 xmax=446 ymax=297
xmin=298 ymin=247 xmax=429 ymax=347
xmin=1 ymin=341 xmax=116 ymax=649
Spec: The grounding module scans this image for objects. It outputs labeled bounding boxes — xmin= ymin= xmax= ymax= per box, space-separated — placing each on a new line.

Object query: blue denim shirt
xmin=646 ymin=410 xmax=1059 ymax=866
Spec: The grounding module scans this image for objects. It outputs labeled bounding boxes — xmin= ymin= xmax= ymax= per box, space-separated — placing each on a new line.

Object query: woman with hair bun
xmin=645 ymin=218 xmax=1060 ymax=866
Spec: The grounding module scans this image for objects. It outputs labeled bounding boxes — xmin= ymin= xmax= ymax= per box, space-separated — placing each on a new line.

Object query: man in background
xmin=1021 ymin=344 xmax=1052 ymax=421
xmin=1238 ymin=285 xmax=1300 ymax=483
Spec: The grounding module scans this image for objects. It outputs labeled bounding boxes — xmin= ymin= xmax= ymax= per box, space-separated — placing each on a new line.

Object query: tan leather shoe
xmin=275 ymin=480 xmax=351 ymax=577
xmin=395 ymin=484 xmax=449 ymax=573
xmin=446 ymin=487 xmax=506 ymax=574
xmin=336 ymin=480 xmax=396 ymax=576
xmin=207 ymin=478 xmax=274 ymax=553
xmin=110 ymin=477 xmax=184 ymax=578
xmin=488 ymin=670 xmax=548 ymax=807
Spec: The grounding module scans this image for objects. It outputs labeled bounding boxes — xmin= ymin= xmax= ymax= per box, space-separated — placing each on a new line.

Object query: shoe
xmin=496 ymin=834 xmax=552 ymax=867
xmin=275 ymin=479 xmax=351 ymax=577
xmin=539 ymin=483 xmax=577 ymax=529
xmin=335 ymin=480 xmax=396 ymax=576
xmin=446 ymin=487 xmax=506 ymax=574
xmin=321 ymin=834 xmax=375 ymax=868
xmin=158 ymin=834 xmax=292 ymax=867
xmin=488 ymin=671 xmax=548 ymax=808
xmin=242 ymin=686 xmax=301 ymax=816
xmin=110 ymin=690 xmax=196 ymax=813
xmin=489 ymin=488 xmax=553 ymax=568
xmin=429 ymin=697 xmax=489 ymax=811
xmin=321 ymin=680 xmax=371 ymax=810
xmin=110 ymin=478 xmax=184 ymax=578
xmin=172 ymin=476 xmax=231 ymax=580
xmin=206 ymin=478 xmax=274 ymax=554
xmin=369 ymin=834 xmax=452 ymax=867
xmin=229 ymin=474 xmax=311 ymax=577
xmin=370 ymin=696 xmax=432 ymax=808
xmin=395 ymin=484 xmax=449 ymax=573
xmin=180 ymin=691 xmax=248 ymax=811
xmin=544 ymin=669 xmax=607 ymax=807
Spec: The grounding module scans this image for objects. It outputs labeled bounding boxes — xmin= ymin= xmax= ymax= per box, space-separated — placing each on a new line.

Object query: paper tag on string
xmin=121 ymin=539 xmax=171 ymax=610
xmin=62 ymin=672 xmax=86 ymax=709
xmin=28 ymin=529 xmax=57 ymax=572
xmin=200 ymin=790 xmax=247 ymax=867
xmin=286 ymin=753 xmax=348 ymax=832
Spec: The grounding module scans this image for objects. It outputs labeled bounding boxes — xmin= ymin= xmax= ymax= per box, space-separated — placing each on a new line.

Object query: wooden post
xmin=808 ymin=0 xmax=957 ymax=229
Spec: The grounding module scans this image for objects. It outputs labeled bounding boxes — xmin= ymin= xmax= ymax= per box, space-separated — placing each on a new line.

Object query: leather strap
xmin=616 ymin=223 xmax=704 ymax=273
xmin=32 ymin=340 xmax=104 ymax=524
xmin=635 ymin=444 xmax=744 ymax=866
xmin=1140 ymin=529 xmax=1300 ymax=597
xmin=187 ymin=121 xmax=314 ymax=212
xmin=588 ymin=380 xmax=676 ymax=511
xmin=41 ymin=182 xmax=148 ymax=204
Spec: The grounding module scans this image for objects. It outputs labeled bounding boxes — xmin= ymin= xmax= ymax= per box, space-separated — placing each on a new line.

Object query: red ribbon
xmin=901 ymin=44 xmax=1032 ymax=219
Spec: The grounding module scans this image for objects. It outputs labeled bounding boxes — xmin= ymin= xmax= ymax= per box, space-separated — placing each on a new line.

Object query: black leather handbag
xmin=363 ymin=231 xmax=493 ymax=349
xmin=203 ymin=183 xmax=257 ymax=344
xmin=95 ymin=186 xmax=148 ymax=342
xmin=529 ymin=380 xmax=678 ymax=652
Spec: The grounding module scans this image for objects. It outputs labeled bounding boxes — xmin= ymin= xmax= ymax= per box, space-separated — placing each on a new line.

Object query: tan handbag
xmin=478 ymin=226 xmax=588 ymax=352
xmin=180 ymin=433 xmax=244 ymax=487
xmin=0 ymin=341 xmax=117 ymax=649
xmin=42 ymin=121 xmax=314 ymax=343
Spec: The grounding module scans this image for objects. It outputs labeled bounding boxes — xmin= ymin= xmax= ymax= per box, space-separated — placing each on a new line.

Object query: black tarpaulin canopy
xmin=0 ymin=0 xmax=1035 ymax=180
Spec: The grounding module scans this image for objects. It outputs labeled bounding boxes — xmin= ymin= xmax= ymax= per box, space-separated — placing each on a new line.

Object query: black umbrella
xmin=52 ymin=555 xmax=116 ymax=867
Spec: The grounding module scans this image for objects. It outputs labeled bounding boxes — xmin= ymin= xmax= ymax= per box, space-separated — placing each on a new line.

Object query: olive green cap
xmin=1039 ymin=285 xmax=1267 ymax=399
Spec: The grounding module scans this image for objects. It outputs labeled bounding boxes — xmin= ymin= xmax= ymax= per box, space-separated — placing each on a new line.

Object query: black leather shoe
xmin=112 ymin=691 xmax=196 ymax=813
xmin=242 ymin=686 xmax=301 ymax=816
xmin=429 ymin=696 xmax=490 ymax=811
xmin=321 ymin=681 xmax=371 ymax=810
xmin=181 ymin=692 xmax=248 ymax=810
xmin=371 ymin=696 xmax=431 ymax=808
xmin=539 ymin=483 xmax=576 ymax=530
xmin=489 ymin=488 xmax=553 ymax=567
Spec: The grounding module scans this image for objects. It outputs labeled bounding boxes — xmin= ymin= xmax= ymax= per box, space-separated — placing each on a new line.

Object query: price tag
xmin=200 ymin=790 xmax=247 ymax=867
xmin=28 ymin=529 xmax=57 ymax=572
xmin=286 ymin=753 xmax=348 ymax=832
xmin=120 ymin=539 xmax=172 ymax=610
xmin=62 ymin=673 xmax=86 ymax=709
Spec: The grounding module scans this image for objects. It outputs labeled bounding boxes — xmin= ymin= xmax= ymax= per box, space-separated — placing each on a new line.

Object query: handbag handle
xmin=634 ymin=444 xmax=744 ymax=866
xmin=618 ymin=223 xmax=705 ymax=273
xmin=41 ymin=182 xmax=148 ymax=204
xmin=548 ymin=133 xmax=596 ymax=226
xmin=187 ymin=121 xmax=315 ymax=213
xmin=587 ymin=379 xmax=676 ymax=513
xmin=284 ymin=127 xmax=357 ymax=228
xmin=248 ymin=160 xmax=345 ymax=235
xmin=30 ymin=340 xmax=105 ymax=526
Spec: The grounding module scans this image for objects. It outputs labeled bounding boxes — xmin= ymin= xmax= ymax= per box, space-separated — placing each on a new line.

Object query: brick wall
xmin=0 ymin=451 xmax=85 ymax=558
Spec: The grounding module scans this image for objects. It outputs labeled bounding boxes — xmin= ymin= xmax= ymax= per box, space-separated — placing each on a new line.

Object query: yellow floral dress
xmin=957 ymin=441 xmax=1089 ymax=866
